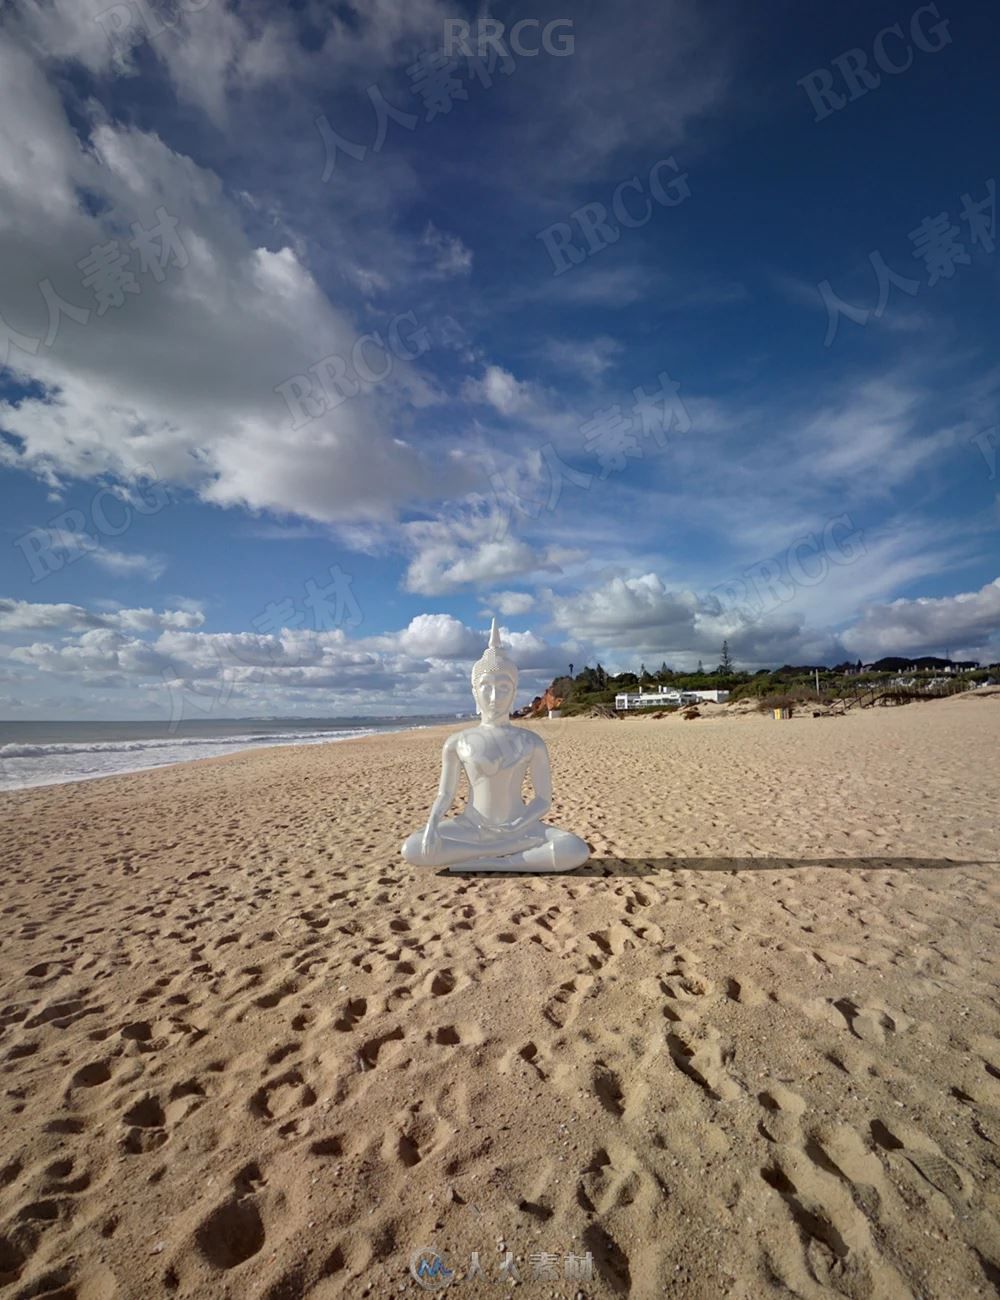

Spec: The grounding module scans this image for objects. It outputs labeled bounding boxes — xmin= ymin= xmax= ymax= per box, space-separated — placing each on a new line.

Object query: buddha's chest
xmin=457 ymin=728 xmax=533 ymax=777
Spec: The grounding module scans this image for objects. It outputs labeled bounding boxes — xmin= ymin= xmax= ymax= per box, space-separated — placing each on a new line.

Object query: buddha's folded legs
xmin=401 ymin=822 xmax=589 ymax=872
xmin=400 ymin=819 xmax=546 ymax=868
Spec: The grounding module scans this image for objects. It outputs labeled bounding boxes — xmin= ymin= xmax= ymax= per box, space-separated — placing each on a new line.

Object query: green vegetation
xmin=529 ymin=648 xmax=997 ymax=717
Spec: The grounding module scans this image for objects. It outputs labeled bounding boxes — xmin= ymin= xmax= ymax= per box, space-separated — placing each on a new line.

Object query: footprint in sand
xmin=832 ymin=997 xmax=910 ymax=1044
xmin=757 ymin=1082 xmax=808 ymax=1142
xmin=193 ymin=1195 xmax=266 ymax=1272
xmin=249 ymin=1068 xmax=317 ymax=1121
xmin=428 ymin=969 xmax=457 ymax=997
xmin=543 ymin=974 xmax=595 ymax=1030
xmin=121 ymin=1093 xmax=169 ymax=1154
xmin=666 ymin=1028 xmax=741 ymax=1102
xmin=357 ymin=1026 xmax=405 ymax=1072
xmin=333 ymin=997 xmax=367 ymax=1032
xmin=40 ymin=1156 xmax=93 ymax=1197
xmin=69 ymin=1059 xmax=114 ymax=1090
xmin=725 ymin=976 xmax=766 ymax=1006
xmin=500 ymin=1040 xmax=547 ymax=1080
xmin=578 ymin=1145 xmax=654 ymax=1219
xmin=870 ymin=1118 xmax=967 ymax=1199
xmin=592 ymin=1061 xmax=626 ymax=1117
xmin=801 ymin=1123 xmax=889 ymax=1219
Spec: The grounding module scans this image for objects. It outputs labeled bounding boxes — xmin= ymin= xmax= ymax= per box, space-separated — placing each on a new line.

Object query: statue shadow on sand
xmin=440 ymin=855 xmax=995 ymax=877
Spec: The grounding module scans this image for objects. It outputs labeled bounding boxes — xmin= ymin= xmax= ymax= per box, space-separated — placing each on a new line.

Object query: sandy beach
xmin=1 ymin=696 xmax=999 ymax=1299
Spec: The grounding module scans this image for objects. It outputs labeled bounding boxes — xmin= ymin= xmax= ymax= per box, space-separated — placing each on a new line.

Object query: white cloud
xmin=0 ymin=34 xmax=473 ymax=525
xmin=547 ymin=572 xmax=845 ymax=670
xmin=844 ymin=578 xmax=1000 ymax=660
xmin=803 ymin=378 xmax=956 ymax=489
xmin=498 ymin=1 xmax=731 ymax=192
xmin=525 ymin=262 xmax=654 ymax=308
xmin=489 ymin=591 xmax=536 ymax=616
xmin=401 ymin=508 xmax=580 ymax=595
xmin=461 ymin=365 xmax=534 ymax=416
xmin=540 ymin=336 xmax=622 ymax=380
xmin=395 ymin=613 xmax=483 ymax=660
xmin=0 ymin=600 xmax=202 ymax=633
xmin=0 ymin=599 xmax=570 ymax=717
xmin=420 ymin=222 xmax=473 ymax=278
xmin=89 ymin=548 xmax=167 ymax=579
xmin=406 ymin=535 xmax=568 ymax=595
xmin=13 ymin=0 xmax=454 ymax=123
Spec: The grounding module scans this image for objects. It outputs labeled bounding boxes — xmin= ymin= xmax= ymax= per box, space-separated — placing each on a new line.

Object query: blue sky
xmin=0 ymin=0 xmax=998 ymax=719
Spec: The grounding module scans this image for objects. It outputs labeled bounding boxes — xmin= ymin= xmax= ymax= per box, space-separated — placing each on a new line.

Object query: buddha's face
xmin=473 ymin=671 xmax=517 ymax=722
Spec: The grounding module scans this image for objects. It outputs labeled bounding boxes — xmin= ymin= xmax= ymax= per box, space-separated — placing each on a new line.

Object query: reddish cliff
xmin=527 ymin=685 xmax=565 ymax=717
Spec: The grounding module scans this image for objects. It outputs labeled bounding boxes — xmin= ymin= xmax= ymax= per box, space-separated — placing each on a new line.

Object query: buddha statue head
xmin=471 ymin=619 xmax=518 ymax=722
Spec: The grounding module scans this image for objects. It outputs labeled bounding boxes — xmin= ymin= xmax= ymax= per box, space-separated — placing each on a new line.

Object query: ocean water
xmin=0 ymin=716 xmax=462 ymax=792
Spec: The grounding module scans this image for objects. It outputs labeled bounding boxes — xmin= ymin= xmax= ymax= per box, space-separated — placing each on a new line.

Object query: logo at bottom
xmin=410 ymin=1246 xmax=455 ymax=1290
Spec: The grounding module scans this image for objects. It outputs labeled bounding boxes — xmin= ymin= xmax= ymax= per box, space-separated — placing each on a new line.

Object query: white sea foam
xmin=0 ymin=726 xmax=392 ymax=791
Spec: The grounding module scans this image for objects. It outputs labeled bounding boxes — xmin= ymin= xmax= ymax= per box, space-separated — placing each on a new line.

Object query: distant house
xmin=615 ymin=686 xmax=730 ymax=710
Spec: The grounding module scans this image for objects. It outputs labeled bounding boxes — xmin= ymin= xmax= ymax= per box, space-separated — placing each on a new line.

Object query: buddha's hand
xmin=421 ymin=819 xmax=443 ymax=859
xmin=499 ymin=812 xmax=537 ymax=834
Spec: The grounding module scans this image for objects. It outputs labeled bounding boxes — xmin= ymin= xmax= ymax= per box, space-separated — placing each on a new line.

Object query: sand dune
xmin=1 ymin=696 xmax=999 ymax=1298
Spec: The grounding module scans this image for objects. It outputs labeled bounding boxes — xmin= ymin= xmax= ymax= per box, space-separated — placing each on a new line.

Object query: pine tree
xmin=720 ymin=640 xmax=733 ymax=672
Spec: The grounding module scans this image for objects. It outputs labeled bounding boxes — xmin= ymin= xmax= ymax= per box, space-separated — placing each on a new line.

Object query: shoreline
xmin=0 ymin=717 xmax=465 ymax=795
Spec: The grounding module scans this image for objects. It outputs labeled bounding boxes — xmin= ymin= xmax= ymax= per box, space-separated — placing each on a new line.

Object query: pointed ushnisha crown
xmin=471 ymin=618 xmax=519 ymax=690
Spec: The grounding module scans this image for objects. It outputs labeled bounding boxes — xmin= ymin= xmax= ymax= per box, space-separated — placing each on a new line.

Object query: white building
xmin=615 ymin=687 xmax=730 ymax=710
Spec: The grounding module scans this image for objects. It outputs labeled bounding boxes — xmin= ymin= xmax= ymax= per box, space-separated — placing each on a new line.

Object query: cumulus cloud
xmin=545 ymin=563 xmax=1000 ymax=671
xmin=845 ymin=578 xmax=1000 ymax=660
xmin=0 ymin=33 xmax=473 ymax=525
xmin=395 ymin=613 xmax=483 ymax=660
xmin=0 ymin=599 xmax=569 ymax=716
xmin=489 ymin=591 xmax=536 ymax=616
xmin=402 ymin=508 xmax=580 ymax=595
xmin=0 ymin=600 xmax=203 ymax=633
xmin=461 ymin=365 xmax=534 ymax=416
xmin=547 ymin=572 xmax=846 ymax=669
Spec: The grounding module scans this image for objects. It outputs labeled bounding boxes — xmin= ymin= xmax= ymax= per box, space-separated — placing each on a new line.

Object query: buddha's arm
xmin=422 ymin=738 xmax=461 ymax=852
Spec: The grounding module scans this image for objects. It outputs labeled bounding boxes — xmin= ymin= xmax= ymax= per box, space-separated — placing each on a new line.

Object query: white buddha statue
xmin=401 ymin=620 xmax=590 ymax=873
